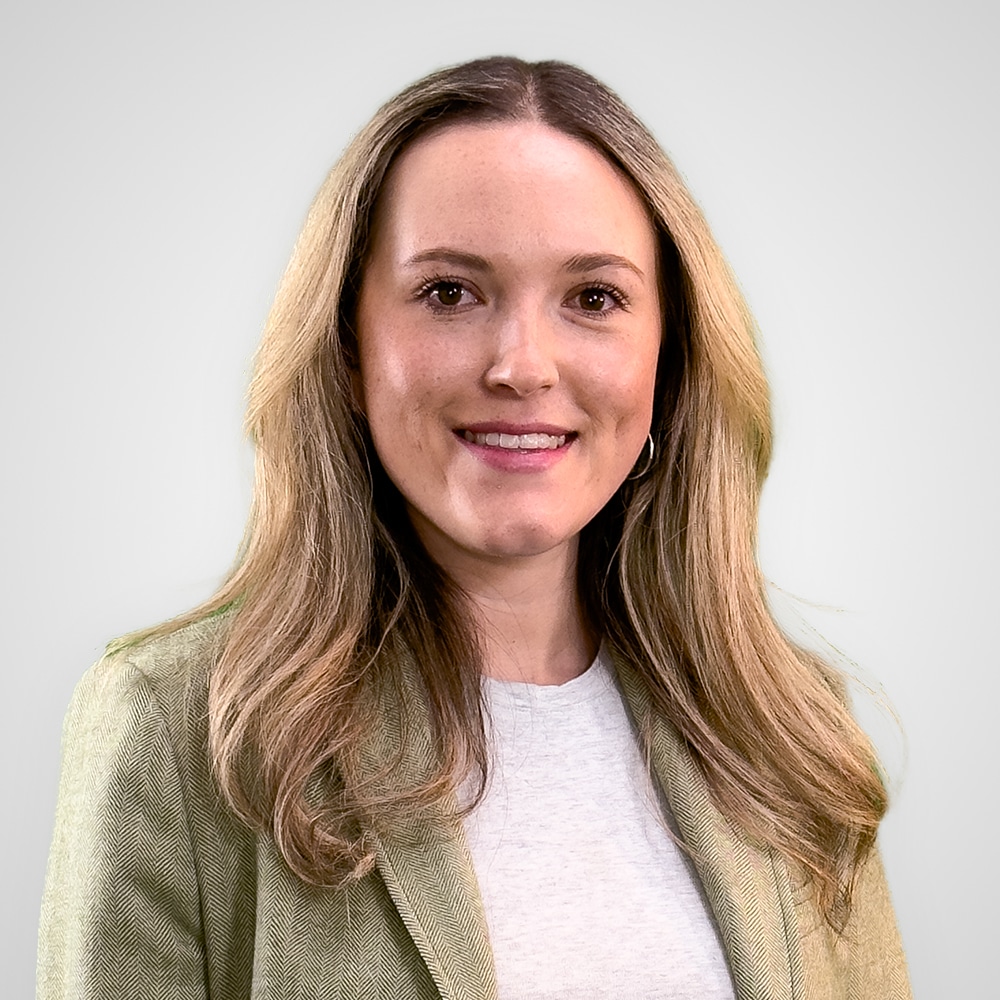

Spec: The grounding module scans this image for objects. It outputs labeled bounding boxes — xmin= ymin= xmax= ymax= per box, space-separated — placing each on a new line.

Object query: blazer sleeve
xmin=37 ymin=656 xmax=209 ymax=1000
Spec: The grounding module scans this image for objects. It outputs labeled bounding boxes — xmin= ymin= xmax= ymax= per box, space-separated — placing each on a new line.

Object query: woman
xmin=38 ymin=56 xmax=910 ymax=999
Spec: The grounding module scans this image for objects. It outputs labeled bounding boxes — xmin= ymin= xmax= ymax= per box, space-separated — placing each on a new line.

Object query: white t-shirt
xmin=461 ymin=649 xmax=736 ymax=1000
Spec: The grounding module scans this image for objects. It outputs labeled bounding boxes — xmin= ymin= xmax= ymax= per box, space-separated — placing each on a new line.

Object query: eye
xmin=418 ymin=277 xmax=479 ymax=312
xmin=431 ymin=281 xmax=465 ymax=307
xmin=569 ymin=282 xmax=628 ymax=316
xmin=580 ymin=287 xmax=610 ymax=312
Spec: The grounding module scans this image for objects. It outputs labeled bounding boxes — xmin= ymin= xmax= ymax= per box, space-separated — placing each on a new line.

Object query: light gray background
xmin=3 ymin=1 xmax=997 ymax=996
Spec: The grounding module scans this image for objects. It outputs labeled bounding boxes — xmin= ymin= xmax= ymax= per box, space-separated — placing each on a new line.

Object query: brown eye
xmin=579 ymin=287 xmax=608 ymax=311
xmin=433 ymin=282 xmax=465 ymax=307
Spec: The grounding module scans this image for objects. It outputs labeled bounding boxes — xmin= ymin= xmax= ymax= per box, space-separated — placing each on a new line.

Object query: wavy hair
xmin=130 ymin=56 xmax=886 ymax=931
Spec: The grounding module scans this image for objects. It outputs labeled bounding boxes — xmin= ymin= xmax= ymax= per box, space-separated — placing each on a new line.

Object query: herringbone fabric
xmin=38 ymin=615 xmax=911 ymax=999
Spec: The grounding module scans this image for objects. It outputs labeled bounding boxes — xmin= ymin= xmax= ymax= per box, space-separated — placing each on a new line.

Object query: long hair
xmin=129 ymin=56 xmax=885 ymax=931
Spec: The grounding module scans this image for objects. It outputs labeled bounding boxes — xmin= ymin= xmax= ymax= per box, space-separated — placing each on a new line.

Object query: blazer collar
xmin=612 ymin=653 xmax=806 ymax=1000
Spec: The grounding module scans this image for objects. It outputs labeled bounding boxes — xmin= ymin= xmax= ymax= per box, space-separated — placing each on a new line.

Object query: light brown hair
xmin=125 ymin=56 xmax=886 ymax=930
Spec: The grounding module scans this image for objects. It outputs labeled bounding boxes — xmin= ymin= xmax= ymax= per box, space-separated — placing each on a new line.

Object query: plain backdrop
xmin=4 ymin=0 xmax=997 ymax=996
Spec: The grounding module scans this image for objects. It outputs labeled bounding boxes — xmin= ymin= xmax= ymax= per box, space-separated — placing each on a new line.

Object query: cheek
xmin=630 ymin=359 xmax=660 ymax=416
xmin=355 ymin=286 xmax=427 ymax=424
xmin=596 ymin=350 xmax=660 ymax=431
xmin=358 ymin=339 xmax=465 ymax=473
xmin=630 ymin=331 xmax=663 ymax=412
xmin=359 ymin=319 xmax=482 ymax=428
xmin=362 ymin=368 xmax=429 ymax=444
xmin=359 ymin=331 xmax=426 ymax=420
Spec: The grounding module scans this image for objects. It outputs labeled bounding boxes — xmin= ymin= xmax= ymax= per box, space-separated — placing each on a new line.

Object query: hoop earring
xmin=628 ymin=433 xmax=655 ymax=480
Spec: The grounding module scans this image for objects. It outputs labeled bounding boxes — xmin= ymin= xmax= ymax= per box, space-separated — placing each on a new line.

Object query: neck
xmin=420 ymin=533 xmax=598 ymax=686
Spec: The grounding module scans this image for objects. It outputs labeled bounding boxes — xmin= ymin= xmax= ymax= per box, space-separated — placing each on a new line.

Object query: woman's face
xmin=354 ymin=121 xmax=662 ymax=570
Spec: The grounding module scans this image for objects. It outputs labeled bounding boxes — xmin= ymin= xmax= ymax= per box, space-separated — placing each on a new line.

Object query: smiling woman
xmin=355 ymin=122 xmax=661 ymax=616
xmin=38 ymin=57 xmax=911 ymax=1000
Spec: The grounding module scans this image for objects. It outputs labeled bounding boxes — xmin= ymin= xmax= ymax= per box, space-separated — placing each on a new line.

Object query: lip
xmin=454 ymin=421 xmax=575 ymax=473
xmin=458 ymin=421 xmax=575 ymax=437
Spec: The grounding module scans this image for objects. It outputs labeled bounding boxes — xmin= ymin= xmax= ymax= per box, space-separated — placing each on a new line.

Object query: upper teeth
xmin=464 ymin=431 xmax=567 ymax=450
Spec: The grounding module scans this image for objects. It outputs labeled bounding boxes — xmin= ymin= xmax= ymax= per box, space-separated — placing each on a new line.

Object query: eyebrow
xmin=402 ymin=248 xmax=647 ymax=280
xmin=403 ymin=248 xmax=491 ymax=271
xmin=562 ymin=253 xmax=646 ymax=280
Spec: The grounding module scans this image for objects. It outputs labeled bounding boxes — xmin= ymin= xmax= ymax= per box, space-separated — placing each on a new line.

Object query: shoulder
xmin=66 ymin=611 xmax=230 ymax=754
xmin=60 ymin=608 xmax=235 ymax=793
xmin=80 ymin=610 xmax=229 ymax=706
xmin=42 ymin=611 xmax=260 ymax=998
xmin=58 ymin=609 xmax=247 ymax=865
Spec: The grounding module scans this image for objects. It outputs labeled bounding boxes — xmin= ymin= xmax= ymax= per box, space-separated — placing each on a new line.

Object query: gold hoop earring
xmin=628 ymin=433 xmax=655 ymax=480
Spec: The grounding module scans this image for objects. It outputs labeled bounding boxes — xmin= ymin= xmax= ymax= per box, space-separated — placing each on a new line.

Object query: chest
xmin=459 ymin=663 xmax=736 ymax=1000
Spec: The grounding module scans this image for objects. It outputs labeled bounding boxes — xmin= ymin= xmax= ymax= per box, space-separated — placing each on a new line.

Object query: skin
xmin=355 ymin=121 xmax=662 ymax=684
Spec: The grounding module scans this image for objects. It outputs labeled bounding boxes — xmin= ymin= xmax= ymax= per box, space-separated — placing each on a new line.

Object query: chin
xmin=407 ymin=503 xmax=586 ymax=567
xmin=464 ymin=520 xmax=578 ymax=560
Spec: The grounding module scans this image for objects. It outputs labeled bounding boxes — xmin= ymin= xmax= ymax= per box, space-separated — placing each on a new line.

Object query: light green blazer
xmin=38 ymin=616 xmax=911 ymax=999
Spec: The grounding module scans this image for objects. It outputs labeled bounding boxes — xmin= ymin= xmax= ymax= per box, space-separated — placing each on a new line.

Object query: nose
xmin=482 ymin=306 xmax=559 ymax=397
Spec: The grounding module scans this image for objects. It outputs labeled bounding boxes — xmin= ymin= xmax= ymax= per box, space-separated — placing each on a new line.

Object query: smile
xmin=462 ymin=430 xmax=567 ymax=450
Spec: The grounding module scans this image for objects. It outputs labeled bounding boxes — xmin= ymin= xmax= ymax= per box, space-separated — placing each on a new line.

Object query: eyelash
xmin=414 ymin=274 xmax=631 ymax=317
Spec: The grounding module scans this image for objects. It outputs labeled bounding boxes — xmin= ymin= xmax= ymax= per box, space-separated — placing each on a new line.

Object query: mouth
xmin=460 ymin=430 xmax=567 ymax=450
xmin=455 ymin=423 xmax=575 ymax=452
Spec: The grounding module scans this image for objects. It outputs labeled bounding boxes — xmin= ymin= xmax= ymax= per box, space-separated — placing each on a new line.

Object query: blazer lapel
xmin=367 ymin=816 xmax=497 ymax=1000
xmin=614 ymin=655 xmax=805 ymax=1000
xmin=356 ymin=656 xmax=498 ymax=1000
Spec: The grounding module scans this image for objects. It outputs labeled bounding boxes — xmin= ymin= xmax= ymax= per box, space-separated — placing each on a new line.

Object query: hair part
xmin=121 ymin=56 xmax=886 ymax=932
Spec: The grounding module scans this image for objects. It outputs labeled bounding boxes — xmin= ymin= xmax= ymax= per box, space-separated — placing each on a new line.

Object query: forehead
xmin=368 ymin=121 xmax=658 ymax=267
